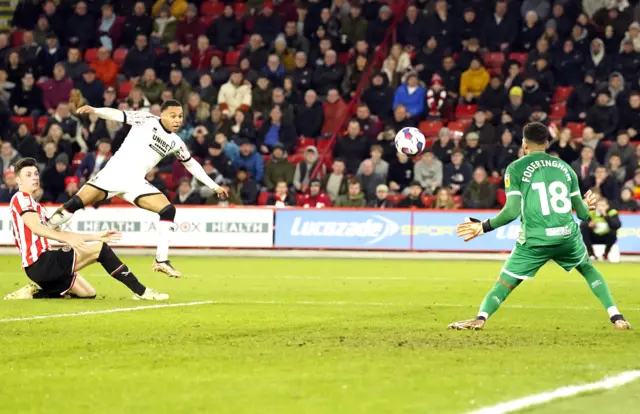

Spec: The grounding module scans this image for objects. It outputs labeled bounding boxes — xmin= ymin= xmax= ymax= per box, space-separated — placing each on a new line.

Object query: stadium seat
xmin=455 ymin=104 xmax=477 ymax=120
xmin=11 ymin=30 xmax=24 ymax=48
xmin=84 ymin=48 xmax=98 ymax=64
xmin=508 ymin=52 xmax=528 ymax=69
xmin=488 ymin=176 xmax=501 ymax=186
xmin=553 ymin=87 xmax=573 ymax=103
xmin=421 ymin=194 xmax=436 ymax=207
xmin=419 ymin=120 xmax=443 ymax=137
xmin=234 ymin=2 xmax=247 ymax=16
xmin=253 ymin=118 xmax=264 ymax=129
xmin=296 ymin=137 xmax=316 ymax=152
xmin=225 ymin=50 xmax=240 ymax=67
xmin=258 ymin=192 xmax=270 ymax=205
xmin=118 ymin=81 xmax=133 ymax=99
xmin=549 ymin=102 xmax=567 ymax=122
xmin=483 ymin=52 xmax=505 ymax=70
xmin=295 ymin=193 xmax=306 ymax=206
xmin=338 ymin=52 xmax=349 ymax=65
xmin=316 ymin=139 xmax=332 ymax=153
xmin=72 ymin=152 xmax=85 ymax=168
xmin=452 ymin=195 xmax=463 ymax=208
xmin=37 ymin=116 xmax=49 ymax=133
xmin=200 ymin=1 xmax=225 ymax=17
xmin=199 ymin=16 xmax=215 ymax=27
xmin=11 ymin=116 xmax=35 ymax=133
xmin=566 ymin=122 xmax=585 ymax=138
xmin=288 ymin=153 xmax=304 ymax=165
xmin=159 ymin=173 xmax=174 ymax=190
xmin=497 ymin=189 xmax=506 ymax=206
xmin=424 ymin=137 xmax=435 ymax=148
xmin=113 ymin=48 xmax=128 ymax=65
xmin=386 ymin=195 xmax=404 ymax=206
xmin=447 ymin=119 xmax=472 ymax=134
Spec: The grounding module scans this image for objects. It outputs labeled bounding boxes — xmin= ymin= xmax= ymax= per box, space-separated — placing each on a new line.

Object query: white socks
xmin=156 ymin=221 xmax=176 ymax=262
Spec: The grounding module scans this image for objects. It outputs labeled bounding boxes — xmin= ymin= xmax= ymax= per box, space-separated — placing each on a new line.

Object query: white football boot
xmin=133 ymin=288 xmax=169 ymax=301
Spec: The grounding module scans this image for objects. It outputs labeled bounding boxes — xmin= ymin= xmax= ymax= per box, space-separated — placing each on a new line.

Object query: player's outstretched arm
xmin=76 ymin=106 xmax=125 ymax=122
xmin=456 ymin=195 xmax=521 ymax=242
xmin=23 ymin=212 xmax=88 ymax=250
xmin=182 ymin=158 xmax=228 ymax=199
xmin=568 ymin=169 xmax=593 ymax=221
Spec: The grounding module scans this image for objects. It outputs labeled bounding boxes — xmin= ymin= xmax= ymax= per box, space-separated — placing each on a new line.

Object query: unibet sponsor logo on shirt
xmin=78 ymin=221 xmax=142 ymax=232
xmin=206 ymin=222 xmax=269 ymax=233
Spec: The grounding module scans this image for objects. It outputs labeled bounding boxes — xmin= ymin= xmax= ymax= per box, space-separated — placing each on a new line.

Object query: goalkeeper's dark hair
xmin=161 ymin=99 xmax=182 ymax=112
xmin=523 ymin=122 xmax=549 ymax=145
xmin=14 ymin=157 xmax=38 ymax=176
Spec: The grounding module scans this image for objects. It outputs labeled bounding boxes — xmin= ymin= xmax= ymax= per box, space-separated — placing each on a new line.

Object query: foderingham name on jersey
xmin=521 ymin=159 xmax=572 ymax=183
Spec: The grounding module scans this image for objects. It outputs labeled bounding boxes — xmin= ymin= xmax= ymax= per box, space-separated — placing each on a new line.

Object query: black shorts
xmin=25 ymin=248 xmax=77 ymax=298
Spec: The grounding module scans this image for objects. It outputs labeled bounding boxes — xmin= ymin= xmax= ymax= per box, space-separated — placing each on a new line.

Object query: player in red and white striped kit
xmin=4 ymin=158 xmax=168 ymax=300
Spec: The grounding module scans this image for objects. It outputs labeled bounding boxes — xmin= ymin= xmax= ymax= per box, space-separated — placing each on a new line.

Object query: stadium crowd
xmin=0 ymin=0 xmax=639 ymax=211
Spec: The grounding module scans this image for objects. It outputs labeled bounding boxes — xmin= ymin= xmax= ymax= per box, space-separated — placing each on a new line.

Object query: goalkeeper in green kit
xmin=449 ymin=122 xmax=631 ymax=331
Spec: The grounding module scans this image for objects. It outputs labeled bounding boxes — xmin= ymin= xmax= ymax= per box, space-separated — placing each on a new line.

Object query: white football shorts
xmin=87 ymin=170 xmax=161 ymax=206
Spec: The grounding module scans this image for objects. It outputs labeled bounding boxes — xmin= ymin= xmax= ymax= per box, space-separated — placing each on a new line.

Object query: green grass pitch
xmin=1 ymin=255 xmax=639 ymax=414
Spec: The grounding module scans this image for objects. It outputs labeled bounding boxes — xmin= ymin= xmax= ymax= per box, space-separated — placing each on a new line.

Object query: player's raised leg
xmin=48 ymin=184 xmax=108 ymax=227
xmin=74 ymin=240 xmax=169 ymax=300
xmin=134 ymin=193 xmax=182 ymax=278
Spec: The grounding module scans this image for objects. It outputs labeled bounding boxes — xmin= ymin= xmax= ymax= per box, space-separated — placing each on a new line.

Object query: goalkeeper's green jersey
xmin=504 ymin=152 xmax=582 ymax=247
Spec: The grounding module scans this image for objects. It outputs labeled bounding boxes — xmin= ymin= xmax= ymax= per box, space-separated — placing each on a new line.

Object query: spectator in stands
xmin=341 ymin=2 xmax=367 ymax=49
xmin=607 ymin=153 xmax=627 ymax=184
xmin=122 ymin=34 xmax=156 ymax=81
xmin=483 ymin=0 xmax=518 ymax=52
xmin=367 ymin=184 xmax=392 ymax=208
xmin=40 ymin=152 xmax=68 ymax=202
xmin=188 ymin=125 xmax=210 ymax=160
xmin=266 ymin=180 xmax=296 ymax=207
xmin=252 ymin=75 xmax=273 ymax=118
xmin=293 ymin=146 xmax=323 ymax=193
xmin=586 ymin=90 xmax=619 ymax=140
xmin=547 ymin=127 xmax=578 ymax=164
xmin=334 ymin=119 xmax=369 ymax=174
xmin=42 ymin=63 xmax=73 ymax=115
xmin=18 ymin=31 xmax=38 ymax=68
xmin=88 ymin=48 xmax=117 ymax=89
xmin=585 ymin=38 xmax=612 ymax=82
xmin=431 ymin=127 xmax=455 ymax=165
xmin=202 ymin=106 xmax=228 ymax=138
xmin=154 ymin=40 xmax=180 ymax=82
xmin=358 ymin=145 xmax=388 ymax=178
xmin=242 ymin=34 xmax=269 ymax=72
xmin=43 ymin=102 xmax=78 ymax=138
xmin=33 ymin=16 xmax=51 ymax=45
xmin=151 ymin=5 xmax=178 ymax=47
xmin=572 ymin=146 xmax=599 ymax=185
xmin=367 ymin=5 xmax=392 ymax=47
xmin=443 ymin=150 xmax=473 ymax=194
xmin=300 ymin=179 xmax=332 ymax=208
xmin=295 ymin=90 xmax=324 ymax=139
xmin=124 ymin=2 xmax=154 ymax=47
xmin=352 ymin=104 xmax=376 ymax=140
xmin=66 ymin=1 xmax=96 ymax=51
xmin=464 ymin=109 xmax=497 ymax=146
xmin=564 ymin=71 xmax=596 ymax=123
xmin=393 ymin=73 xmax=425 ymax=119
xmin=234 ymin=140 xmax=264 ymax=184
xmin=136 ymin=69 xmax=163 ymax=105
xmin=191 ymin=36 xmax=216 ymax=72
xmin=173 ymin=177 xmax=202 ymax=205
xmin=208 ymin=141 xmax=235 ymax=180
xmin=459 ymin=57 xmax=489 ymax=103
xmin=264 ymin=144 xmax=294 ymax=191
xmin=387 ymin=151 xmax=413 ymax=194
xmin=555 ymin=39 xmax=585 ymax=86
xmin=76 ymin=138 xmax=111 ymax=184
xmin=0 ymin=168 xmax=18 ymax=202
xmin=618 ymin=188 xmax=638 ymax=212
xmin=413 ymin=149 xmax=442 ymax=195
xmin=263 ymin=53 xmax=286 ymax=87
xmin=253 ymin=2 xmax=281 ymax=45
xmin=11 ymin=123 xmax=38 ymax=160
xmin=97 ymin=3 xmax=124 ymax=50
xmin=195 ymin=73 xmax=217 ymax=107
xmin=342 ymin=54 xmax=368 ymax=98
xmin=183 ymin=91 xmax=209 ymax=129
xmin=492 ymin=129 xmax=519 ymax=176
xmin=208 ymin=4 xmax=242 ymax=51
xmin=463 ymin=131 xmax=492 ymax=172
xmin=0 ymin=141 xmax=20 ymax=175
xmin=153 ymin=0 xmax=188 ymax=20
xmin=608 ymin=73 xmax=626 ymax=106
xmin=519 ymin=11 xmax=544 ymax=52
xmin=6 ymin=51 xmax=25 ymax=87
xmin=585 ymin=166 xmax=621 ymax=203
xmin=313 ymin=50 xmax=344 ymax=96
xmin=581 ymin=197 xmax=621 ymax=261
xmin=397 ymin=181 xmax=426 ymax=208
xmin=218 ymin=69 xmax=251 ymax=118
xmin=227 ymin=110 xmax=256 ymax=143
xmin=10 ymin=72 xmax=44 ymax=120
xmin=579 ymin=126 xmax=609 ymax=165
xmin=431 ymin=187 xmax=457 ymax=209
xmin=458 ymin=37 xmax=482 ymax=73
xmin=607 ymin=132 xmax=636 ymax=170
xmin=321 ymin=158 xmax=348 ymax=201
xmin=102 ymin=86 xmax=118 ymax=109
xmin=357 ymin=159 xmax=385 ymax=202
xmin=625 ymin=168 xmax=640 ymax=198
xmin=291 ymin=52 xmax=313 ymax=94
xmin=361 ymin=72 xmax=394 ymax=122
xmin=616 ymin=39 xmax=640 ymax=85
xmin=321 ymin=88 xmax=347 ymax=136
xmin=501 ymin=87 xmax=530 ymax=132
xmin=521 ymin=75 xmax=550 ymax=113
xmin=56 ymin=176 xmax=80 ymax=203
xmin=257 ymin=105 xmax=297 ymax=154
xmin=425 ymin=73 xmax=447 ymax=119
xmin=397 ymin=5 xmax=427 ymax=49
xmin=76 ymin=68 xmax=104 ymax=108
xmin=462 ymin=167 xmax=498 ymax=209
xmin=193 ymin=158 xmax=225 ymax=200
xmin=335 ymin=179 xmax=366 ymax=207
xmin=36 ymin=34 xmax=65 ymax=79
xmin=531 ymin=57 xmax=555 ymax=96
xmin=619 ymin=91 xmax=640 ymax=140
xmin=176 ymin=4 xmax=205 ymax=52
xmin=479 ymin=75 xmax=508 ymax=122
xmin=37 ymin=138 xmax=58 ymax=170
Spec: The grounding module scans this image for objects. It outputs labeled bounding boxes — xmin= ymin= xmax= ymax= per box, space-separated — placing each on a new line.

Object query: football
xmin=394 ymin=127 xmax=426 ymax=156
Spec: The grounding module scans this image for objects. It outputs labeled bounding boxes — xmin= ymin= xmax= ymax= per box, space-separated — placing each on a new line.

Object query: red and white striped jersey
xmin=9 ymin=192 xmax=51 ymax=268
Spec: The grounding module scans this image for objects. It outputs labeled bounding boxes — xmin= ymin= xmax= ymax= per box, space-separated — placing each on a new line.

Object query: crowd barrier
xmin=1 ymin=205 xmax=639 ymax=253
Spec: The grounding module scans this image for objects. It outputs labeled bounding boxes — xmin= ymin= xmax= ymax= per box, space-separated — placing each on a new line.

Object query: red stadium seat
xmin=288 ymin=153 xmax=304 ymax=165
xmin=234 ymin=2 xmax=247 ymax=16
xmin=549 ymin=102 xmax=567 ymax=122
xmin=338 ymin=52 xmax=349 ymax=65
xmin=455 ymin=104 xmax=477 ymax=120
xmin=421 ymin=194 xmax=436 ymax=207
xmin=424 ymin=137 xmax=435 ymax=148
xmin=200 ymin=1 xmax=224 ymax=17
xmin=72 ymin=152 xmax=85 ymax=168
xmin=566 ymin=122 xmax=585 ymax=138
xmin=296 ymin=137 xmax=316 ymax=152
xmin=225 ymin=50 xmax=240 ymax=66
xmin=508 ymin=52 xmax=528 ymax=69
xmin=488 ymin=176 xmax=501 ymax=186
xmin=386 ymin=195 xmax=404 ymax=206
xmin=11 ymin=30 xmax=24 ymax=48
xmin=11 ymin=116 xmax=35 ymax=133
xmin=199 ymin=16 xmax=215 ymax=27
xmin=295 ymin=193 xmax=306 ymax=206
xmin=316 ymin=139 xmax=332 ymax=153
xmin=118 ymin=81 xmax=133 ymax=99
xmin=113 ymin=48 xmax=128 ymax=65
xmin=258 ymin=192 xmax=270 ymax=205
xmin=159 ymin=173 xmax=175 ymax=190
xmin=497 ymin=189 xmax=506 ymax=206
xmin=419 ymin=120 xmax=443 ymax=137
xmin=84 ymin=48 xmax=98 ymax=64
xmin=483 ymin=52 xmax=505 ymax=69
xmin=448 ymin=119 xmax=472 ymax=134
xmin=37 ymin=116 xmax=49 ymax=134
xmin=553 ymin=87 xmax=573 ymax=103
xmin=254 ymin=118 xmax=264 ymax=129
xmin=452 ymin=195 xmax=463 ymax=208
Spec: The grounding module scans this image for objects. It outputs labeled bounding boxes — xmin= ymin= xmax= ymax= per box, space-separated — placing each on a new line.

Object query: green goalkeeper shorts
xmin=500 ymin=238 xmax=589 ymax=280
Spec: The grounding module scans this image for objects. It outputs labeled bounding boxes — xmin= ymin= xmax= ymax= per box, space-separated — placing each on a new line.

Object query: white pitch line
xmin=467 ymin=370 xmax=640 ymax=414
xmin=0 ymin=301 xmax=214 ymax=323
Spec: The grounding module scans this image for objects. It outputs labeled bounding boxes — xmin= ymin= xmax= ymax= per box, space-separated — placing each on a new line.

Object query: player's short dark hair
xmin=161 ymin=99 xmax=182 ymax=112
xmin=523 ymin=122 xmax=549 ymax=145
xmin=14 ymin=157 xmax=38 ymax=175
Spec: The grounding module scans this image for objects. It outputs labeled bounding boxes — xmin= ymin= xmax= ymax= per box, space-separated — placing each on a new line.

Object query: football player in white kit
xmin=48 ymin=100 xmax=228 ymax=278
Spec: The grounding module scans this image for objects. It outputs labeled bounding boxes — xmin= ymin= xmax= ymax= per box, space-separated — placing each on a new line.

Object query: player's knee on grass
xmin=158 ymin=204 xmax=176 ymax=221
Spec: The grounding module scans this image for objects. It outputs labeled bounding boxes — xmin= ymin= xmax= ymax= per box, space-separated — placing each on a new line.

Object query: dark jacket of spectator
xmin=586 ymin=101 xmax=619 ymax=140
xmin=432 ymin=139 xmax=455 ymax=165
xmin=66 ymin=10 xmax=96 ymax=48
xmin=367 ymin=12 xmax=392 ymax=47
xmin=173 ymin=190 xmax=203 ymax=205
xmin=614 ymin=49 xmax=640 ymax=85
xmin=554 ymin=44 xmax=585 ymax=86
xmin=155 ymin=49 xmax=182 ymax=82
xmin=464 ymin=122 xmax=497 ymax=147
xmin=483 ymin=12 xmax=518 ymax=51
xmin=583 ymin=174 xmax=621 ymax=202
xmin=478 ymin=83 xmax=508 ymax=121
xmin=122 ymin=46 xmax=156 ymax=79
xmin=233 ymin=177 xmax=259 ymax=205
xmin=36 ymin=44 xmax=66 ymax=79
xmin=443 ymin=161 xmax=473 ymax=191
xmin=78 ymin=78 xmax=105 ymax=107
xmin=571 ymin=158 xmax=599 ymax=183
xmin=462 ymin=179 xmax=498 ymax=208
xmin=253 ymin=13 xmax=282 ymax=45
xmin=397 ymin=15 xmax=428 ymax=49
xmin=208 ymin=13 xmax=243 ymax=51
xmin=266 ymin=191 xmax=297 ymax=206
xmin=75 ymin=152 xmax=110 ymax=181
xmin=522 ymin=80 xmax=550 ymax=113
xmin=292 ymin=66 xmax=314 ymax=93
xmin=361 ymin=74 xmax=394 ymax=121
xmin=548 ymin=140 xmax=579 ymax=165
xmin=565 ymin=79 xmax=596 ymax=121
xmin=176 ymin=17 xmax=205 ymax=50
xmin=492 ymin=142 xmax=519 ymax=174
xmin=0 ymin=185 xmax=18 ymax=203
xmin=313 ymin=63 xmax=345 ymax=96
xmin=397 ymin=194 xmax=426 ymax=208
xmin=233 ymin=152 xmax=264 ymax=183
xmin=241 ymin=45 xmax=269 ymax=72
xmin=357 ymin=172 xmax=385 ymax=202
xmin=123 ymin=14 xmax=153 ymax=47
xmin=619 ymin=101 xmax=640 ymax=134
xmin=388 ymin=157 xmax=414 ymax=190
xmin=584 ymin=39 xmax=612 ymax=82
xmin=10 ymin=84 xmax=44 ymax=113
xmin=333 ymin=134 xmax=370 ymax=174
xmin=296 ymin=101 xmax=324 ymax=138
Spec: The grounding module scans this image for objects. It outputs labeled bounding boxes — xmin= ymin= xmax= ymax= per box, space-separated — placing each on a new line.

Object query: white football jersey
xmin=100 ymin=110 xmax=191 ymax=178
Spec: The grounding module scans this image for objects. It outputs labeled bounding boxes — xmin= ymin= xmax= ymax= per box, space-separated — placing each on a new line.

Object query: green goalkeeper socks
xmin=576 ymin=261 xmax=618 ymax=315
xmin=477 ymin=274 xmax=522 ymax=320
